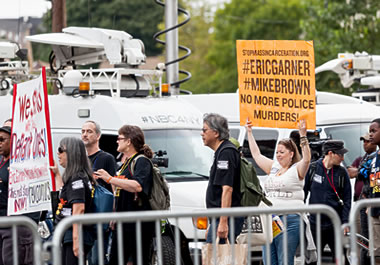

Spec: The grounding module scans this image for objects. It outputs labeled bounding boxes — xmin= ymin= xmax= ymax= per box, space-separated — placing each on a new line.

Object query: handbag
xmin=91 ymin=184 xmax=114 ymax=230
xmin=236 ymin=201 xmax=273 ymax=246
xmin=201 ymin=237 xmax=247 ymax=265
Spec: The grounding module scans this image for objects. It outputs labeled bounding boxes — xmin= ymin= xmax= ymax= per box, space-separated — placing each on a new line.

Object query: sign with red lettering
xmin=8 ymin=68 xmax=54 ymax=215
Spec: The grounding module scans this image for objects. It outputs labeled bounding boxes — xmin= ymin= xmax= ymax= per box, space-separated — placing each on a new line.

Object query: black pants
xmin=109 ymin=222 xmax=154 ymax=265
xmin=62 ymin=243 xmax=92 ymax=265
xmin=359 ymin=207 xmax=370 ymax=265
xmin=309 ymin=224 xmax=349 ymax=265
xmin=0 ymin=227 xmax=33 ymax=265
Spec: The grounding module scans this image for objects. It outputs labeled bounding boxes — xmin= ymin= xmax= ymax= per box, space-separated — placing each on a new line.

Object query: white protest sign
xmin=8 ymin=68 xmax=55 ymax=215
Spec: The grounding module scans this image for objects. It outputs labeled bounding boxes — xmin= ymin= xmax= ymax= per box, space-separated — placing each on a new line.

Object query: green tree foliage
xmin=66 ymin=0 xmax=163 ymax=56
xmin=34 ymin=0 xmax=163 ymax=59
xmin=177 ymin=1 xmax=216 ymax=93
xmin=181 ymin=0 xmax=307 ymax=93
xmin=301 ymin=0 xmax=380 ymax=94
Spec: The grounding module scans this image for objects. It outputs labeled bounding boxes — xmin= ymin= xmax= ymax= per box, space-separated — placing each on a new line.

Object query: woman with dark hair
xmin=94 ymin=125 xmax=154 ymax=265
xmin=50 ymin=137 xmax=95 ymax=265
xmin=246 ymin=119 xmax=311 ymax=265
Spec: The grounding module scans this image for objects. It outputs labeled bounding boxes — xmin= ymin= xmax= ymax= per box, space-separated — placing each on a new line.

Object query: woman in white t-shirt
xmin=246 ymin=119 xmax=311 ymax=265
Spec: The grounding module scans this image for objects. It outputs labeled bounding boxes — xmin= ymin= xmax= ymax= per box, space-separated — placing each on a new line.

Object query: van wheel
xmin=151 ymin=236 xmax=176 ymax=265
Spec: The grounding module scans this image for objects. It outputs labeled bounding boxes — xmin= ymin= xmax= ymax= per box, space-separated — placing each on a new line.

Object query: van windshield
xmin=144 ymin=129 xmax=213 ymax=180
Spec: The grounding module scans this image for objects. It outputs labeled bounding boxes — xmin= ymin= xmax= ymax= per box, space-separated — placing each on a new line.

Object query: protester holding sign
xmin=246 ymin=119 xmax=311 ymax=265
xmin=50 ymin=137 xmax=95 ymax=265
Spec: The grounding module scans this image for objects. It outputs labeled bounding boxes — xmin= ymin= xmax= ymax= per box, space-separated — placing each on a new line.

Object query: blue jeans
xmin=263 ymin=214 xmax=300 ymax=265
xmin=206 ymin=217 xmax=244 ymax=243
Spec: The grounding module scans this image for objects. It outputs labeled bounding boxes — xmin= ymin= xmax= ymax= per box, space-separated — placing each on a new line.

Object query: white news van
xmin=0 ymin=27 xmax=213 ymax=263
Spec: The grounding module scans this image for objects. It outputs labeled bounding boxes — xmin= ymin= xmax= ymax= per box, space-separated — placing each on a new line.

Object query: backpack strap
xmin=130 ymin=154 xmax=146 ymax=176
xmin=216 ymin=144 xmax=239 ymax=162
xmin=304 ymin=161 xmax=317 ymax=202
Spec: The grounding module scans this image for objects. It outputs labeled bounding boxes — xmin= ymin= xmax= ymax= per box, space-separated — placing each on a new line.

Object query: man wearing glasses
xmin=201 ymin=113 xmax=243 ymax=243
xmin=304 ymin=140 xmax=352 ymax=264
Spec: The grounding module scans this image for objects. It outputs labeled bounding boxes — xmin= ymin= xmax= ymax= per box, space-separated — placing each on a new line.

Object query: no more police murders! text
xmin=241 ymin=94 xmax=314 ymax=109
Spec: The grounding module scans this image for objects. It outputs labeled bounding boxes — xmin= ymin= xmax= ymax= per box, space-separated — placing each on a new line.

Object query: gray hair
xmin=203 ymin=113 xmax=229 ymax=141
xmin=84 ymin=120 xmax=101 ymax=135
xmin=60 ymin=137 xmax=94 ymax=184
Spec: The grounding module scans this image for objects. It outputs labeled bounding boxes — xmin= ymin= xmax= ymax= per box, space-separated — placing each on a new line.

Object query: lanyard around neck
xmin=322 ymin=162 xmax=344 ymax=206
xmin=117 ymin=153 xmax=138 ymax=176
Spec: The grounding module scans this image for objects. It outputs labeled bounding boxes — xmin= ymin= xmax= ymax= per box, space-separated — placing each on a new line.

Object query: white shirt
xmin=263 ymin=161 xmax=305 ymax=207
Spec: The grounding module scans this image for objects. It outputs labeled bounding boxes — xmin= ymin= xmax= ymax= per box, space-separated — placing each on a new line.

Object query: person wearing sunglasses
xmin=93 ymin=125 xmax=154 ymax=265
xmin=246 ymin=119 xmax=311 ymax=265
xmin=201 ymin=113 xmax=244 ymax=243
xmin=50 ymin=137 xmax=96 ymax=265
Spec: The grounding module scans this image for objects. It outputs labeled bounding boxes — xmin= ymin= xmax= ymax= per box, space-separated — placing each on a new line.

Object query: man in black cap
xmin=304 ymin=140 xmax=352 ymax=264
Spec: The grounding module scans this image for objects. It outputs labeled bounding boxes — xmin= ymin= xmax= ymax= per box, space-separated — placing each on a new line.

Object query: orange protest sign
xmin=236 ymin=40 xmax=316 ymax=129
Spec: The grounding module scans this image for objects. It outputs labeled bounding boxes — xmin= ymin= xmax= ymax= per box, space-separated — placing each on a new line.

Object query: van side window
xmin=243 ymin=130 xmax=278 ymax=175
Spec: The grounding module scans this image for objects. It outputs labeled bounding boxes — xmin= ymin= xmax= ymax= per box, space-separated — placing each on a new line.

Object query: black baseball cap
xmin=323 ymin=140 xmax=348 ymax=155
xmin=0 ymin=126 xmax=11 ymax=135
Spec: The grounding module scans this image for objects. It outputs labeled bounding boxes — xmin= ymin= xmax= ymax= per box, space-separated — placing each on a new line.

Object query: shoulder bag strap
xmin=130 ymin=154 xmax=146 ymax=176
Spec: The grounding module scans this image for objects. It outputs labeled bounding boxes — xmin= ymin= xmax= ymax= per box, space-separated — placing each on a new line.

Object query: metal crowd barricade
xmin=348 ymin=198 xmax=380 ymax=265
xmin=0 ymin=216 xmax=42 ymax=265
xmin=49 ymin=204 xmax=343 ymax=265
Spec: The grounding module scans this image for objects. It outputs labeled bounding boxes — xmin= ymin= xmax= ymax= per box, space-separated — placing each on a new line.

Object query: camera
xmin=152 ymin=150 xmax=169 ymax=168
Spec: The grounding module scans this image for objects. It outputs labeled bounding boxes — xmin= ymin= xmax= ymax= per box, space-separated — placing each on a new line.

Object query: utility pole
xmin=52 ymin=0 xmax=66 ymax=33
xmin=165 ymin=0 xmax=179 ymax=95
xmin=51 ymin=0 xmax=66 ymax=94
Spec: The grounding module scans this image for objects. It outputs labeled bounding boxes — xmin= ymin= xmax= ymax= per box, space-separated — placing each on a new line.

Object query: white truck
xmin=0 ymin=42 xmax=29 ymax=95
xmin=0 ymin=27 xmax=213 ymax=264
xmin=315 ymin=51 xmax=380 ymax=105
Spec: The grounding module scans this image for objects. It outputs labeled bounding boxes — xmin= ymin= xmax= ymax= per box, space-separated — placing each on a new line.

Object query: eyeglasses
xmin=117 ymin=137 xmax=127 ymax=141
xmin=58 ymin=147 xmax=66 ymax=154
xmin=202 ymin=128 xmax=210 ymax=133
xmin=0 ymin=137 xmax=9 ymax=143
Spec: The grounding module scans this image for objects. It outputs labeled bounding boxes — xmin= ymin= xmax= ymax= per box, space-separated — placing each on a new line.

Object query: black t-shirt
xmin=57 ymin=171 xmax=94 ymax=245
xmin=0 ymin=158 xmax=9 ymax=216
xmin=115 ymin=154 xmax=153 ymax=213
xmin=206 ymin=140 xmax=241 ymax=208
xmin=89 ymin=150 xmax=116 ymax=192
